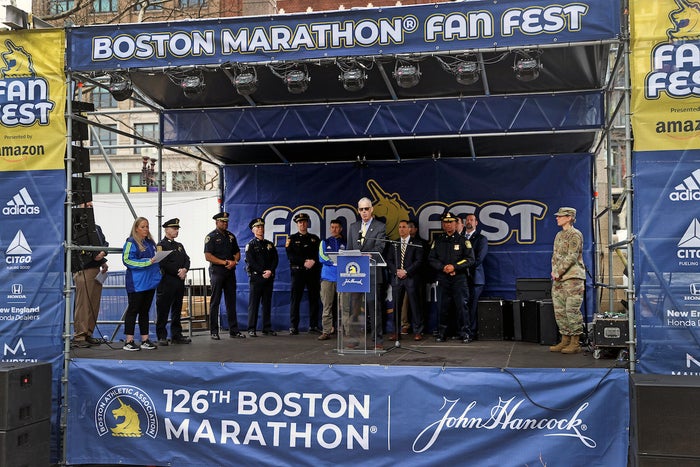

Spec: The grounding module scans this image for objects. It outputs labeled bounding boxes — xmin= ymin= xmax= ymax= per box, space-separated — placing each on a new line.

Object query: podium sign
xmin=337 ymin=255 xmax=370 ymax=293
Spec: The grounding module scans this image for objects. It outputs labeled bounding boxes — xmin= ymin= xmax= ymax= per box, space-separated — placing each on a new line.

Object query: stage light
xmin=339 ymin=68 xmax=366 ymax=92
xmin=284 ymin=69 xmax=310 ymax=94
xmin=107 ymin=73 xmax=132 ymax=101
xmin=514 ymin=50 xmax=542 ymax=82
xmin=393 ymin=62 xmax=421 ymax=88
xmin=234 ymin=68 xmax=258 ymax=96
xmin=454 ymin=60 xmax=480 ymax=85
xmin=180 ymin=72 xmax=205 ymax=98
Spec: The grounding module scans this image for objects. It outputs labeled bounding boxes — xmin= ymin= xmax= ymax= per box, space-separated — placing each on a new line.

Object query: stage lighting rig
xmin=393 ymin=59 xmax=421 ymax=89
xmin=513 ymin=50 xmax=542 ymax=82
xmin=167 ymin=68 xmax=206 ymax=98
xmin=436 ymin=55 xmax=480 ymax=86
xmin=337 ymin=59 xmax=371 ymax=92
xmin=233 ymin=67 xmax=258 ymax=96
xmin=107 ymin=72 xmax=132 ymax=101
xmin=284 ymin=67 xmax=310 ymax=94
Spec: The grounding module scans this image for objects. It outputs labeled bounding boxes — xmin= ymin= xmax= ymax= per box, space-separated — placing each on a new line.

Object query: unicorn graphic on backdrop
xmin=366 ymin=179 xmax=415 ymax=240
xmin=669 ymin=0 xmax=700 ymax=40
xmin=0 ymin=40 xmax=35 ymax=79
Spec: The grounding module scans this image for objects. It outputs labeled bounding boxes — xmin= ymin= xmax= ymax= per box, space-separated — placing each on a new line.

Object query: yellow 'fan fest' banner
xmin=630 ymin=0 xmax=700 ymax=151
xmin=0 ymin=29 xmax=66 ymax=171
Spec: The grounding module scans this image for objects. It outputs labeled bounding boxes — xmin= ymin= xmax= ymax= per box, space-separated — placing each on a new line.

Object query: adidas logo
xmin=669 ymin=169 xmax=700 ymax=202
xmin=3 ymin=188 xmax=40 ymax=215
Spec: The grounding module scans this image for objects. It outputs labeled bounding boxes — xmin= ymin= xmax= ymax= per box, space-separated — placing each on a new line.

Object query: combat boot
xmin=549 ymin=334 xmax=570 ymax=352
xmin=561 ymin=334 xmax=581 ymax=354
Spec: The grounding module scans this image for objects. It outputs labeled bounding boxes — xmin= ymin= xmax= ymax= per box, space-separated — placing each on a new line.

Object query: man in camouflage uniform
xmin=549 ymin=207 xmax=586 ymax=354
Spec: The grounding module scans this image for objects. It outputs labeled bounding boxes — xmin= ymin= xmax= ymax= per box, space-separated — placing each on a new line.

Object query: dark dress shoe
xmin=436 ymin=336 xmax=445 ymax=343
xmin=230 ymin=331 xmax=246 ymax=338
xmin=157 ymin=338 xmax=169 ymax=346
xmin=248 ymin=330 xmax=258 ymax=337
xmin=211 ymin=333 xmax=220 ymax=340
xmin=172 ymin=337 xmax=191 ymax=344
xmin=85 ymin=336 xmax=102 ymax=345
xmin=289 ymin=328 xmax=299 ymax=335
xmin=262 ymin=330 xmax=277 ymax=336
xmin=463 ymin=336 xmax=473 ymax=344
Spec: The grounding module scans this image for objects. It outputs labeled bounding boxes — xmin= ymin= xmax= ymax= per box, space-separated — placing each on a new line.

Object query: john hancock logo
xmin=95 ymin=385 xmax=158 ymax=439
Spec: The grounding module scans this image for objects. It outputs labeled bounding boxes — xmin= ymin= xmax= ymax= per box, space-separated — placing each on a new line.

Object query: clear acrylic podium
xmin=333 ymin=250 xmax=386 ymax=355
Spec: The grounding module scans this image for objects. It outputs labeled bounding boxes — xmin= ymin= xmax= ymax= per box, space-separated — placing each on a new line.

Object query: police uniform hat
xmin=554 ymin=207 xmax=576 ymax=218
xmin=213 ymin=212 xmax=229 ymax=221
xmin=249 ymin=217 xmax=265 ymax=230
xmin=293 ymin=212 xmax=310 ymax=223
xmin=162 ymin=218 xmax=180 ymax=229
xmin=441 ymin=211 xmax=458 ymax=222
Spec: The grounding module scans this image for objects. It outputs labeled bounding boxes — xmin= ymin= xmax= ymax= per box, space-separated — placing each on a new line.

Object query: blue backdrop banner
xmin=66 ymin=359 xmax=629 ymax=466
xmin=221 ymin=155 xmax=594 ymax=332
xmin=633 ymin=150 xmax=700 ymax=375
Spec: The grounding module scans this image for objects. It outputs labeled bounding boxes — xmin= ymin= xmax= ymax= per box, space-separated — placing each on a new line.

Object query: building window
xmin=134 ymin=0 xmax=163 ymax=10
xmin=93 ymin=0 xmax=118 ymax=13
xmin=134 ymin=123 xmax=159 ymax=146
xmin=49 ymin=0 xmax=74 ymax=14
xmin=90 ymin=174 xmax=122 ymax=194
xmin=91 ymin=125 xmax=117 ymax=155
xmin=129 ymin=171 xmax=162 ymax=190
xmin=179 ymin=0 xmax=206 ymax=7
xmin=173 ymin=171 xmax=203 ymax=191
xmin=91 ymin=87 xmax=117 ymax=109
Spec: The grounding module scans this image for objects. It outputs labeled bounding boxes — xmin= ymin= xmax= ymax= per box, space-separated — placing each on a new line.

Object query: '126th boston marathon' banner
xmin=66 ymin=359 xmax=629 ymax=466
xmin=630 ymin=0 xmax=700 ymax=374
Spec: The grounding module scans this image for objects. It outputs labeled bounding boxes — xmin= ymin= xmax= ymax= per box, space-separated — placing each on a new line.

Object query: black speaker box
xmin=477 ymin=300 xmax=503 ymax=340
xmin=520 ymin=300 xmax=540 ymax=343
xmin=516 ymin=278 xmax=552 ymax=301
xmin=69 ymin=145 xmax=90 ymax=174
xmin=71 ymin=207 xmax=100 ymax=247
xmin=630 ymin=374 xmax=700 ymax=464
xmin=502 ymin=300 xmax=520 ymax=341
xmin=0 ymin=419 xmax=50 ymax=467
xmin=0 ymin=362 xmax=51 ymax=431
xmin=537 ymin=300 xmax=559 ymax=346
xmin=71 ymin=176 xmax=93 ymax=206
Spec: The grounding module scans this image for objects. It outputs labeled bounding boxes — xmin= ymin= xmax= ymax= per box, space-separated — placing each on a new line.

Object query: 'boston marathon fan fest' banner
xmin=66 ymin=359 xmax=629 ymax=466
xmin=630 ymin=0 xmax=700 ymax=374
xmin=66 ymin=0 xmax=620 ymax=71
xmin=0 ymin=29 xmax=66 ymax=460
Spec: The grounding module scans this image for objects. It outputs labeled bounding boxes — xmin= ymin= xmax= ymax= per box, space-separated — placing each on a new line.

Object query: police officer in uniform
xmin=428 ymin=212 xmax=476 ymax=343
xmin=245 ymin=217 xmax=279 ymax=337
xmin=204 ymin=212 xmax=245 ymax=339
xmin=155 ymin=218 xmax=191 ymax=345
xmin=285 ymin=212 xmax=321 ymax=334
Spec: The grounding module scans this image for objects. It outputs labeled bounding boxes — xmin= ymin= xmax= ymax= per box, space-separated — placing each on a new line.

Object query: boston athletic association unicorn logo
xmin=366 ymin=179 xmax=414 ymax=240
xmin=668 ymin=0 xmax=700 ymax=40
xmin=110 ymin=398 xmax=142 ymax=437
xmin=0 ymin=40 xmax=36 ymax=79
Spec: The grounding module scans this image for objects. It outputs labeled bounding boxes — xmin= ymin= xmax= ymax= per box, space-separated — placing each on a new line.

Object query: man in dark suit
xmin=464 ymin=213 xmax=488 ymax=338
xmin=347 ymin=197 xmax=387 ymax=349
xmin=386 ymin=220 xmax=425 ymax=341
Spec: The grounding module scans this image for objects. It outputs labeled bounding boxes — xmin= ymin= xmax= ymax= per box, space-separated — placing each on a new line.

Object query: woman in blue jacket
xmin=122 ymin=217 xmax=161 ymax=351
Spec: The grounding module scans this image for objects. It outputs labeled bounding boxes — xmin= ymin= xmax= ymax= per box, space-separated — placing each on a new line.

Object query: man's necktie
xmin=361 ymin=223 xmax=367 ymax=245
xmin=400 ymin=240 xmax=406 ymax=269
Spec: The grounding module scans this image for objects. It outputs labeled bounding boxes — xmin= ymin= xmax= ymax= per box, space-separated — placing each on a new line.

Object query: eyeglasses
xmin=358 ymin=207 xmax=371 ymax=211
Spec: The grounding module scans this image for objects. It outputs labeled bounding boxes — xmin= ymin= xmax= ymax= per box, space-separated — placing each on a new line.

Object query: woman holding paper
xmin=121 ymin=217 xmax=162 ymax=351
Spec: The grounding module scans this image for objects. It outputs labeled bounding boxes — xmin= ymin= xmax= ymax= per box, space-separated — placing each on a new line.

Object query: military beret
xmin=441 ymin=211 xmax=458 ymax=222
xmin=213 ymin=212 xmax=229 ymax=221
xmin=249 ymin=217 xmax=265 ymax=230
xmin=162 ymin=218 xmax=180 ymax=228
xmin=554 ymin=207 xmax=576 ymax=218
xmin=293 ymin=212 xmax=310 ymax=223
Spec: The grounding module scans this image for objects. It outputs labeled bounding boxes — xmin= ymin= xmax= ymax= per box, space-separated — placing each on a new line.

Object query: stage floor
xmin=70 ymin=330 xmax=625 ymax=370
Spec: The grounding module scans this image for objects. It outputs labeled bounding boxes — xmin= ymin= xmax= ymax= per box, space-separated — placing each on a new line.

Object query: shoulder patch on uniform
xmin=245 ymin=243 xmax=250 ymax=252
xmin=205 ymin=235 xmax=211 ymax=243
xmin=285 ymin=238 xmax=291 ymax=248
xmin=465 ymin=240 xmax=472 ymax=249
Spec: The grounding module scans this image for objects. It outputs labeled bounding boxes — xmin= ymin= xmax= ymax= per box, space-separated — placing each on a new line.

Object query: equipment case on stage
xmin=594 ymin=314 xmax=629 ymax=347
xmin=477 ymin=300 xmax=505 ymax=340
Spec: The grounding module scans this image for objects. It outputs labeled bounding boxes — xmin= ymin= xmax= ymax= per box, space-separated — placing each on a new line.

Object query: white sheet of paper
xmin=95 ymin=270 xmax=108 ymax=284
xmin=152 ymin=250 xmax=172 ymax=264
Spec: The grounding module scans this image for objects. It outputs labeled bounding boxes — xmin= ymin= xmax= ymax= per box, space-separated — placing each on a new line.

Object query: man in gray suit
xmin=347 ymin=197 xmax=387 ymax=349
